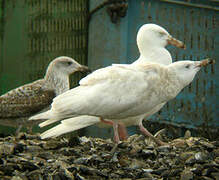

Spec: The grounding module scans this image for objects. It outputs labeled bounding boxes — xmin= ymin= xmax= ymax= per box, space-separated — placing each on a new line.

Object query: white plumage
xmin=29 ymin=58 xmax=213 ymax=141
xmin=32 ymin=64 xmax=167 ymax=121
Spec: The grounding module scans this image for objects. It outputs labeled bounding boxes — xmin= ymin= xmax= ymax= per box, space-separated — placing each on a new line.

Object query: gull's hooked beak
xmin=167 ymin=35 xmax=186 ymax=49
xmin=196 ymin=58 xmax=215 ymax=68
xmin=77 ymin=65 xmax=92 ymax=73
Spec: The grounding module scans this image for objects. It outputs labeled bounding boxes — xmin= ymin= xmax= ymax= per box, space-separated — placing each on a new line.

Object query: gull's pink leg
xmin=100 ymin=118 xmax=120 ymax=154
xmin=139 ymin=121 xmax=167 ymax=146
xmin=100 ymin=118 xmax=120 ymax=143
xmin=112 ymin=121 xmax=120 ymax=144
xmin=100 ymin=118 xmax=128 ymax=141
xmin=100 ymin=118 xmax=114 ymax=126
xmin=118 ymin=123 xmax=128 ymax=140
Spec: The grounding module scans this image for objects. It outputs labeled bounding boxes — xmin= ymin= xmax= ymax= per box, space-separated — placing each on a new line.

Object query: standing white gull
xmin=0 ymin=56 xmax=90 ymax=133
xmin=29 ymin=59 xmax=214 ymax=141
xmin=30 ymin=24 xmax=185 ymax=144
xmin=134 ymin=23 xmax=185 ymax=65
xmin=97 ymin=23 xmax=186 ymax=142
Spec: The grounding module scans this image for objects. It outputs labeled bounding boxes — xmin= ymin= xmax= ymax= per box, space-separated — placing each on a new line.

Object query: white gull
xmin=29 ymin=59 xmax=213 ymax=141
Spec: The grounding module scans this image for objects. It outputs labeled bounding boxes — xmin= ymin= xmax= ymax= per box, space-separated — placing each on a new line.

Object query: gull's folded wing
xmin=0 ymin=80 xmax=55 ymax=118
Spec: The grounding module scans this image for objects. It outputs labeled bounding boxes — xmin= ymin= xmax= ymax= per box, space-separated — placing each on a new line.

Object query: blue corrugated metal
xmin=86 ymin=0 xmax=218 ymax=138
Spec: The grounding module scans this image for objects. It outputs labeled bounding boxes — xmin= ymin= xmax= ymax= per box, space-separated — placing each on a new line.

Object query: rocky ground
xmin=0 ymin=131 xmax=219 ymax=180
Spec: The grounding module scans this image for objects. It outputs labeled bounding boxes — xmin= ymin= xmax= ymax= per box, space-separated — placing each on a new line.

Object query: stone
xmin=199 ymin=141 xmax=216 ymax=151
xmin=156 ymin=145 xmax=172 ymax=153
xmin=20 ymin=160 xmax=39 ymax=171
xmin=26 ymin=145 xmax=42 ymax=153
xmin=129 ymin=159 xmax=145 ymax=169
xmin=141 ymin=149 xmax=156 ymax=159
xmin=0 ymin=143 xmax=16 ymax=155
xmin=180 ymin=169 xmax=194 ymax=180
xmin=52 ymin=172 xmax=70 ymax=180
xmin=211 ymin=172 xmax=219 ymax=180
xmin=180 ymin=151 xmax=194 ymax=161
xmin=11 ymin=176 xmax=28 ymax=180
xmin=171 ymin=138 xmax=188 ymax=148
xmin=184 ymin=130 xmax=192 ymax=139
xmin=185 ymin=156 xmax=196 ymax=165
xmin=0 ymin=163 xmax=20 ymax=176
xmin=194 ymin=152 xmax=209 ymax=162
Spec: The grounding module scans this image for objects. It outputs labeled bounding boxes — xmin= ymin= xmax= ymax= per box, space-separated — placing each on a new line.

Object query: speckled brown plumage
xmin=0 ymin=80 xmax=55 ymax=118
xmin=0 ymin=56 xmax=90 ymax=132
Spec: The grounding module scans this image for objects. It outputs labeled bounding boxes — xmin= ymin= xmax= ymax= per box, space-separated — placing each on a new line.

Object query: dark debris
xmin=0 ymin=132 xmax=218 ymax=179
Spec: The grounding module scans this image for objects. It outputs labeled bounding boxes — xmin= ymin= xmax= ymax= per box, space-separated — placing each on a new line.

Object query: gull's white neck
xmin=44 ymin=70 xmax=70 ymax=96
xmin=133 ymin=46 xmax=172 ymax=66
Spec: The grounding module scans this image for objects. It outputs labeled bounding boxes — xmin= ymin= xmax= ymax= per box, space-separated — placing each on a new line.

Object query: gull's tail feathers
xmin=40 ymin=116 xmax=100 ymax=139
xmin=39 ymin=118 xmax=61 ymax=128
xmin=29 ymin=109 xmax=65 ymax=128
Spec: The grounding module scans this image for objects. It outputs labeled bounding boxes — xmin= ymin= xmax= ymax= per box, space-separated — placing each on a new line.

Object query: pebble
xmin=180 ymin=168 xmax=194 ymax=180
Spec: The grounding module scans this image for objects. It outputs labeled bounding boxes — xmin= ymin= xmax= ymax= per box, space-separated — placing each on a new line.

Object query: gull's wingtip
xmin=29 ymin=110 xmax=52 ymax=121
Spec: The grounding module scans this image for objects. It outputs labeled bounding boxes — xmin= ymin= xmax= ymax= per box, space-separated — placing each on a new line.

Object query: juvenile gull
xmin=0 ymin=56 xmax=90 ymax=133
xmin=30 ymin=24 xmax=185 ymax=144
xmin=30 ymin=59 xmax=214 ymax=141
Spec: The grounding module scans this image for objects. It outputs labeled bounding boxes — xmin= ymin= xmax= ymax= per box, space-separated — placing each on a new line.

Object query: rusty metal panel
xmin=87 ymin=0 xmax=218 ymax=137
xmin=0 ymin=0 xmax=89 ymax=95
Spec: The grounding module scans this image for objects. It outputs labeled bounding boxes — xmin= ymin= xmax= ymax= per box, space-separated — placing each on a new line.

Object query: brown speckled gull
xmin=0 ymin=56 xmax=90 ymax=132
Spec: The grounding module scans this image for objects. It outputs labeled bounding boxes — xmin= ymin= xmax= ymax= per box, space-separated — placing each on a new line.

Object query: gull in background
xmin=0 ymin=56 xmax=90 ymax=134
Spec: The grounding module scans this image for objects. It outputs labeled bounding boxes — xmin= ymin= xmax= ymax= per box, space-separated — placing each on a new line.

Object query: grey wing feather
xmin=0 ymin=79 xmax=56 ymax=118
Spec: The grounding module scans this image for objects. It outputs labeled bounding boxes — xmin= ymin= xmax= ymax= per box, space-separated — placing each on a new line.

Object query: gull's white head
xmin=169 ymin=59 xmax=214 ymax=87
xmin=47 ymin=56 xmax=90 ymax=76
xmin=137 ymin=24 xmax=185 ymax=54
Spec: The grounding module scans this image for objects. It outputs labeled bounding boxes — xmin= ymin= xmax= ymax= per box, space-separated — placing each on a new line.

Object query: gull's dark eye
xmin=185 ymin=65 xmax=190 ymax=69
xmin=67 ymin=61 xmax=73 ymax=66
xmin=159 ymin=31 xmax=165 ymax=36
